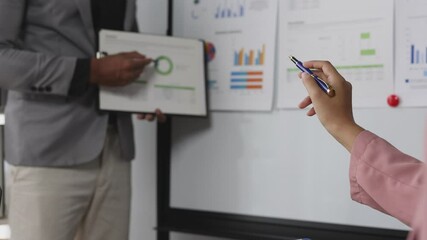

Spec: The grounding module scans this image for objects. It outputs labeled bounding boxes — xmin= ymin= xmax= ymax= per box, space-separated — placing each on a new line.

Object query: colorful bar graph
xmin=234 ymin=45 xmax=266 ymax=66
xmin=230 ymin=71 xmax=264 ymax=90
xmin=230 ymin=85 xmax=263 ymax=90
xmin=231 ymin=79 xmax=263 ymax=83
xmin=215 ymin=1 xmax=246 ymax=19
xmin=231 ymin=71 xmax=263 ymax=76
xmin=410 ymin=44 xmax=427 ymax=65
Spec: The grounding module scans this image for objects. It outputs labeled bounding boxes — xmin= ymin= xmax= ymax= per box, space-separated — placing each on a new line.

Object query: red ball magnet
xmin=387 ymin=94 xmax=400 ymax=108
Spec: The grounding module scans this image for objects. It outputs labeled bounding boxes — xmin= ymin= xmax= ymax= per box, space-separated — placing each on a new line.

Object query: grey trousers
xmin=8 ymin=127 xmax=131 ymax=240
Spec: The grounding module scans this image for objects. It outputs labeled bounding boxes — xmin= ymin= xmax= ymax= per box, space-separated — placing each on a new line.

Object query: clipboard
xmin=98 ymin=30 xmax=208 ymax=117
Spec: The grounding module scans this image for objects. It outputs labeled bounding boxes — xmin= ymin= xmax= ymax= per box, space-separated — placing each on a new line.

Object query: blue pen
xmin=289 ymin=56 xmax=335 ymax=97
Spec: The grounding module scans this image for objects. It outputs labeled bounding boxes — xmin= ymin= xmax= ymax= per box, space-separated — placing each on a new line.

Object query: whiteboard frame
xmin=156 ymin=1 xmax=409 ymax=239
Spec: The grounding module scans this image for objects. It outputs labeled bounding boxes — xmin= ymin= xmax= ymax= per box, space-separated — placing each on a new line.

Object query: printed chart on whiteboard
xmin=175 ymin=0 xmax=278 ymax=111
xmin=395 ymin=0 xmax=427 ymax=107
xmin=277 ymin=0 xmax=394 ymax=108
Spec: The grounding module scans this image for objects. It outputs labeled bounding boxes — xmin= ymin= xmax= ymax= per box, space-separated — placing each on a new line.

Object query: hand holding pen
xmin=296 ymin=60 xmax=364 ymax=152
xmin=290 ymin=56 xmax=335 ymax=97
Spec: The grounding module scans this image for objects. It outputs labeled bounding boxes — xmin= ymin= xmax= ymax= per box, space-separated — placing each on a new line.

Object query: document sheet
xmin=277 ymin=0 xmax=394 ymax=108
xmin=99 ymin=30 xmax=208 ymax=116
xmin=174 ymin=0 xmax=278 ymax=111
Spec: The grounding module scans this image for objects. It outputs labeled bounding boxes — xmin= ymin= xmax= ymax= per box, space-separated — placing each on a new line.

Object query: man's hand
xmin=90 ymin=51 xmax=152 ymax=87
xmin=136 ymin=109 xmax=167 ymax=123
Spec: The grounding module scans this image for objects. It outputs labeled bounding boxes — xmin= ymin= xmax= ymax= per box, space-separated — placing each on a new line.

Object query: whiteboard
xmin=170 ymin=109 xmax=426 ymax=231
xmin=170 ymin=0 xmax=427 ymax=232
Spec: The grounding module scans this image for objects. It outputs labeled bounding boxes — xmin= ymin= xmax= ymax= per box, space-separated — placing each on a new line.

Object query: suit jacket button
xmin=45 ymin=86 xmax=52 ymax=92
xmin=30 ymin=86 xmax=37 ymax=91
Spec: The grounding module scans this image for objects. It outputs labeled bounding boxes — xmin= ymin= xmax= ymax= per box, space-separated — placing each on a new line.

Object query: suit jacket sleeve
xmin=350 ymin=130 xmax=424 ymax=226
xmin=0 ymin=0 xmax=77 ymax=96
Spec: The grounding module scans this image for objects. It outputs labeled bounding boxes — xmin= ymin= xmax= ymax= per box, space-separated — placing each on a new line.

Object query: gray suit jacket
xmin=0 ymin=0 xmax=137 ymax=166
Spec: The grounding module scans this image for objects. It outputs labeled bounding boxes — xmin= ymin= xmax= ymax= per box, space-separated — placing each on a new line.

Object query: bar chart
xmin=230 ymin=71 xmax=264 ymax=90
xmin=410 ymin=44 xmax=427 ymax=65
xmin=215 ymin=0 xmax=246 ymax=19
xmin=234 ymin=45 xmax=266 ymax=66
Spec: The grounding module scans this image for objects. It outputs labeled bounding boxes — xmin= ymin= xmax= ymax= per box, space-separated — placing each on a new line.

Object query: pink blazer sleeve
xmin=350 ymin=131 xmax=424 ymax=226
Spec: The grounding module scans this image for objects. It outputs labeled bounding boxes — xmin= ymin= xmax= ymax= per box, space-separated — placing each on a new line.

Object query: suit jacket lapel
xmin=73 ymin=0 xmax=96 ymax=49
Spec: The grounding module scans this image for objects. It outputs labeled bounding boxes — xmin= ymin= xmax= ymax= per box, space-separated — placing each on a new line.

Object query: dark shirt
xmin=91 ymin=0 xmax=126 ymax=49
xmin=69 ymin=0 xmax=127 ymax=95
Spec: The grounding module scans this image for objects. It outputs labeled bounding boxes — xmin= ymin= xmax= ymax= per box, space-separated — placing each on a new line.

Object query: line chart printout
xmin=98 ymin=30 xmax=207 ymax=116
xmin=396 ymin=0 xmax=427 ymax=107
xmin=277 ymin=0 xmax=394 ymax=108
xmin=174 ymin=0 xmax=278 ymax=111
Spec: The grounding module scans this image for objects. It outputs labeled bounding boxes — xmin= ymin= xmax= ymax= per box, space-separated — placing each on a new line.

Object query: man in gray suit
xmin=0 ymin=0 xmax=164 ymax=239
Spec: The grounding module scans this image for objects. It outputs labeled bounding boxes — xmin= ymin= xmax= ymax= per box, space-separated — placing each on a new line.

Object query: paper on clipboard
xmin=98 ymin=30 xmax=208 ymax=117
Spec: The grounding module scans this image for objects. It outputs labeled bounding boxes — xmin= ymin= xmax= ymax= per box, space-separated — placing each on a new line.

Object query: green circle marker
xmin=155 ymin=56 xmax=174 ymax=76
